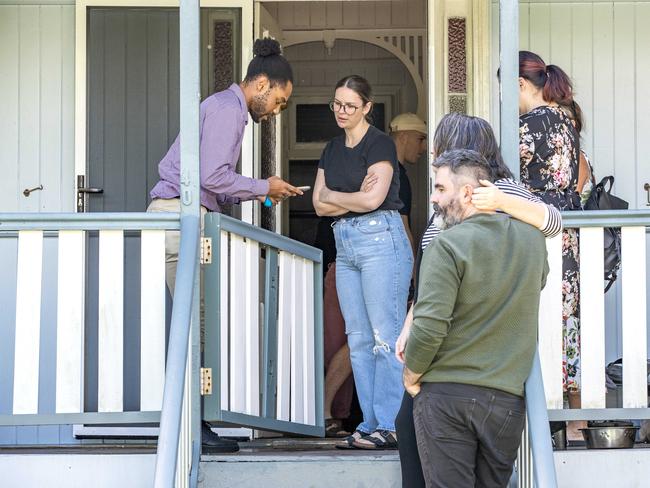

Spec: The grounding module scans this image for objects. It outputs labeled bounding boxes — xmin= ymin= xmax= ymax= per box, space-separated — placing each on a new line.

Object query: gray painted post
xmin=525 ymin=351 xmax=559 ymax=488
xmin=179 ymin=0 xmax=202 ymax=485
xmin=153 ymin=216 xmax=200 ymax=487
xmin=499 ymin=0 xmax=520 ymax=179
xmin=500 ymin=1 xmax=558 ymax=485
xmin=153 ymin=0 xmax=201 ymax=486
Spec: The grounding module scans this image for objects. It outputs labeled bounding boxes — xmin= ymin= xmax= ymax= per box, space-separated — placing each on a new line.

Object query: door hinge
xmin=200 ymin=237 xmax=212 ymax=264
xmin=200 ymin=367 xmax=213 ymax=396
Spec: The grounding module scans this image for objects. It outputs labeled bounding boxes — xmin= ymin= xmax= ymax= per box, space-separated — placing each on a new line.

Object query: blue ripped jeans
xmin=334 ymin=210 xmax=413 ymax=433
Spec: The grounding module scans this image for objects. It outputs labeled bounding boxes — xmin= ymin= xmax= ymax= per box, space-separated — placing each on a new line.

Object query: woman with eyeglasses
xmin=313 ymin=75 xmax=413 ymax=450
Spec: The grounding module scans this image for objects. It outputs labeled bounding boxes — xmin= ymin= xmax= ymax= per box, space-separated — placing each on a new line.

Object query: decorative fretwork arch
xmin=283 ymin=29 xmax=427 ymax=118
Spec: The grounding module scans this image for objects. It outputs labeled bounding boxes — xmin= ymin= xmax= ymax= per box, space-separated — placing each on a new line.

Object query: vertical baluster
xmin=220 ymin=231 xmax=230 ymax=410
xmin=277 ymin=251 xmax=293 ymax=421
xmin=13 ymin=230 xmax=44 ymax=414
xmin=303 ymin=260 xmax=316 ymax=426
xmin=98 ymin=229 xmax=124 ymax=413
xmin=538 ymin=234 xmax=564 ymax=409
xmin=580 ymin=227 xmax=606 ymax=408
xmin=291 ymin=255 xmax=305 ymax=424
xmin=229 ymin=234 xmax=246 ymax=413
xmin=245 ymin=239 xmax=260 ymax=416
xmin=56 ymin=230 xmax=84 ymax=414
xmin=621 ymin=226 xmax=648 ymax=407
xmin=140 ymin=230 xmax=166 ymax=411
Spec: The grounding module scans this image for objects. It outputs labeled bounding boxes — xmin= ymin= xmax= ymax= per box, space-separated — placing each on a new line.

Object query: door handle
xmin=644 ymin=183 xmax=650 ymax=206
xmin=77 ymin=175 xmax=104 ymax=212
xmin=23 ymin=184 xmax=43 ymax=197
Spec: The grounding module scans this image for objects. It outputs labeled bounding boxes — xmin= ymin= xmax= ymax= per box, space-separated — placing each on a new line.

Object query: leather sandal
xmin=325 ymin=418 xmax=350 ymax=438
xmin=335 ymin=430 xmax=368 ymax=449
xmin=352 ymin=429 xmax=398 ymax=450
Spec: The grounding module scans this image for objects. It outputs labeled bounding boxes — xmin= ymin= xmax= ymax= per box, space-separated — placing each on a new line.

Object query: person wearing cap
xmin=389 ymin=113 xmax=427 ymax=252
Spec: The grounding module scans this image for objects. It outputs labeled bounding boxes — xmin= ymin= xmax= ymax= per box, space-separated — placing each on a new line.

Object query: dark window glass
xmin=296 ymin=103 xmax=385 ymax=143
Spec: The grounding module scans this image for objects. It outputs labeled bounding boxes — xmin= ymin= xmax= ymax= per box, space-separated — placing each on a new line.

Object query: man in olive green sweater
xmin=403 ymin=149 xmax=548 ymax=488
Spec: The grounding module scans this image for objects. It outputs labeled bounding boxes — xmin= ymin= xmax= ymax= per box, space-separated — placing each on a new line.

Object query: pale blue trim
xmin=212 ymin=212 xmax=323 ymax=263
xmin=548 ymin=408 xmax=650 ymax=421
xmin=499 ymin=0 xmax=520 ymax=180
xmin=0 ymin=411 xmax=160 ymax=426
xmin=0 ymin=213 xmax=180 ymax=230
xmin=561 ymin=209 xmax=650 ymax=228
xmin=525 ymin=353 xmax=559 ymax=487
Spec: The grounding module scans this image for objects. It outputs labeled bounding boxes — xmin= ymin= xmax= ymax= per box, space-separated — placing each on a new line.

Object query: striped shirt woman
xmin=420 ymin=177 xmax=562 ymax=249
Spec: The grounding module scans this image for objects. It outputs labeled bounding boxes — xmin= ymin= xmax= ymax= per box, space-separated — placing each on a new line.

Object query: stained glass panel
xmin=448 ymin=17 xmax=467 ymax=94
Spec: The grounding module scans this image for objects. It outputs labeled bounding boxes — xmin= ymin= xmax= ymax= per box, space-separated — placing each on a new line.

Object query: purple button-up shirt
xmin=150 ymin=84 xmax=269 ymax=211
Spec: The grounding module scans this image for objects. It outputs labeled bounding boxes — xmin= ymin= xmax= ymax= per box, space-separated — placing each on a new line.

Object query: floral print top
xmin=520 ymin=105 xmax=582 ymax=392
xmin=519 ymin=106 xmax=581 ymax=210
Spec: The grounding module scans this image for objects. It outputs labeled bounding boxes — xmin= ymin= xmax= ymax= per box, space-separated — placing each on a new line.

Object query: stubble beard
xmin=432 ymin=198 xmax=464 ymax=230
xmin=250 ymin=89 xmax=271 ymax=123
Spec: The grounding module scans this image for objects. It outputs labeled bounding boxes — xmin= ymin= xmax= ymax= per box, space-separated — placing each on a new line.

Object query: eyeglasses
xmin=329 ymin=100 xmax=361 ymax=115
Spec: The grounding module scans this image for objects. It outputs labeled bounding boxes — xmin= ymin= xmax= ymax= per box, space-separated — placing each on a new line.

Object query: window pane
xmin=295 ymin=103 xmax=385 ymax=143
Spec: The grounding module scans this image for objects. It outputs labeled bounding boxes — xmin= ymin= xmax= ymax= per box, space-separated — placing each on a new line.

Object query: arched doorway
xmin=280 ymin=39 xmax=430 ymax=254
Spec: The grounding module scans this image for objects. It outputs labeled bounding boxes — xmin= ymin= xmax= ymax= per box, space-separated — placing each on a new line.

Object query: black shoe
xmin=201 ymin=421 xmax=239 ymax=453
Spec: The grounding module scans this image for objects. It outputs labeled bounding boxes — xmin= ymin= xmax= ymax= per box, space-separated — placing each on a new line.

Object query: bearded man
xmin=148 ymin=38 xmax=301 ymax=453
xmin=403 ymin=149 xmax=548 ymax=488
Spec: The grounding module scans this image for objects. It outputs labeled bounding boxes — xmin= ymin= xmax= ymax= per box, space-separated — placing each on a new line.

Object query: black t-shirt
xmin=398 ymin=162 xmax=412 ymax=223
xmin=318 ymin=125 xmax=402 ymax=217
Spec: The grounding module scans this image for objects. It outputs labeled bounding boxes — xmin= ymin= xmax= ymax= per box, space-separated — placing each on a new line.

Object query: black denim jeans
xmin=396 ymin=391 xmax=426 ymax=488
xmin=413 ymin=382 xmax=526 ymax=488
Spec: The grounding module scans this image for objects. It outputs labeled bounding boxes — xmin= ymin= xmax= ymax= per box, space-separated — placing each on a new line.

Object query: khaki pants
xmin=147 ymin=197 xmax=208 ymax=346
xmin=146 ymin=197 xmax=208 ymax=292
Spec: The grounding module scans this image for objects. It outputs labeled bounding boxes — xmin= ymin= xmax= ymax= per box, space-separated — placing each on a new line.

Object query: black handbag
xmin=583 ymin=176 xmax=629 ymax=292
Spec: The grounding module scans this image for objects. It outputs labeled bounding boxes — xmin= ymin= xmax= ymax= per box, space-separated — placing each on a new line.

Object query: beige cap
xmin=389 ymin=113 xmax=427 ymax=135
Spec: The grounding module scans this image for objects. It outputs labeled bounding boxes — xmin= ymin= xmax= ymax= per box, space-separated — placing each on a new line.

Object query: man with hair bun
xmin=148 ymin=38 xmax=300 ymax=453
xmin=150 ymin=37 xmax=300 ymax=216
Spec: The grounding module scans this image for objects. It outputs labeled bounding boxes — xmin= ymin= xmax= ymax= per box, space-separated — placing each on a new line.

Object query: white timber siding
xmin=0 ymin=3 xmax=76 ymax=445
xmin=491 ymin=1 xmax=650 ymax=366
xmin=0 ymin=4 xmax=75 ymax=213
xmin=264 ymin=0 xmax=426 ymax=31
xmin=491 ymin=0 xmax=650 ymax=210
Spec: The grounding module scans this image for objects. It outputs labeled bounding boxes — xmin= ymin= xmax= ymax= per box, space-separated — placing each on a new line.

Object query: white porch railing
xmin=0 ymin=213 xmax=177 ymax=426
xmin=541 ymin=210 xmax=649 ymax=419
xmin=519 ymin=210 xmax=650 ymax=488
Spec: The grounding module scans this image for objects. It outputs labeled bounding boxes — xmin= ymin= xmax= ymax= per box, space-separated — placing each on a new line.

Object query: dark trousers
xmin=396 ymin=391 xmax=426 ymax=488
xmin=412 ymin=383 xmax=525 ymax=488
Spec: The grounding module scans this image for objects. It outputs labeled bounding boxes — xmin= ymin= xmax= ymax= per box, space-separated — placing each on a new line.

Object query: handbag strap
xmin=599 ymin=175 xmax=615 ymax=193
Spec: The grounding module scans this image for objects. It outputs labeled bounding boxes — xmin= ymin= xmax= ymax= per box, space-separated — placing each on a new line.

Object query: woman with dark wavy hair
xmin=517 ymin=51 xmax=584 ymax=440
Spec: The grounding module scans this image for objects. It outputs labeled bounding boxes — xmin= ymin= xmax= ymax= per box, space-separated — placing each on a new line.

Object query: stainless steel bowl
xmin=580 ymin=426 xmax=638 ymax=449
